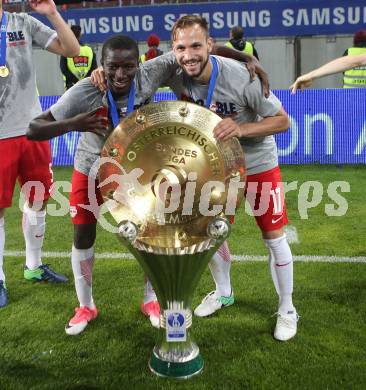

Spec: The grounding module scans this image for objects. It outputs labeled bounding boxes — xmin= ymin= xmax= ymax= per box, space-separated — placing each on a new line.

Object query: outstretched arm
xmin=27 ymin=108 xmax=108 ymax=141
xmin=212 ymin=45 xmax=254 ymax=63
xmin=29 ymin=0 xmax=79 ymax=57
xmin=290 ymin=54 xmax=366 ymax=93
xmin=213 ymin=45 xmax=270 ymax=97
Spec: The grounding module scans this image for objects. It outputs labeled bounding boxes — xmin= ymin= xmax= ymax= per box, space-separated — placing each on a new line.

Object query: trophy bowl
xmin=98 ymin=101 xmax=245 ymax=379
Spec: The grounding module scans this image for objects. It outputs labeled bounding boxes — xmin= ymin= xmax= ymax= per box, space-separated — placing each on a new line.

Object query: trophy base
xmin=149 ymin=353 xmax=204 ymax=379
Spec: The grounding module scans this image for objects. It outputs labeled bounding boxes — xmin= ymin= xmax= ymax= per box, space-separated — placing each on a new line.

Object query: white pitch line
xmin=233 ymin=255 xmax=366 ymax=263
xmin=3 ymin=251 xmax=366 ymax=263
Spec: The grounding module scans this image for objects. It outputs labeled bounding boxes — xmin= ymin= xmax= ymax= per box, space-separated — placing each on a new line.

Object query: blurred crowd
xmin=3 ymin=0 xmax=234 ymax=12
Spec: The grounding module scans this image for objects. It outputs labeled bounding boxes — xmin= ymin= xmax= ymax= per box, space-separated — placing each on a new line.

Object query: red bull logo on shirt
xmin=7 ymin=30 xmax=26 ymax=46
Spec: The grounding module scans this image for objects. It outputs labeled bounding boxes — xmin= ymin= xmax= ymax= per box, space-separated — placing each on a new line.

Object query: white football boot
xmin=194 ymin=290 xmax=234 ymax=317
xmin=274 ymin=309 xmax=299 ymax=341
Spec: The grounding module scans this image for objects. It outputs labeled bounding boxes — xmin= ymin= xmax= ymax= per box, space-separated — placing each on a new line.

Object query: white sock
xmin=23 ymin=204 xmax=46 ymax=270
xmin=264 ymin=234 xmax=295 ymax=314
xmin=71 ymin=245 xmax=95 ymax=308
xmin=0 ymin=217 xmax=5 ymax=282
xmin=208 ymin=240 xmax=232 ymax=297
xmin=143 ymin=276 xmax=157 ymax=304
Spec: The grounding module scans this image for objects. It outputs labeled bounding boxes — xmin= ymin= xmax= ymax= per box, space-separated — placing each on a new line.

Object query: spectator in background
xmin=342 ymin=30 xmax=366 ymax=88
xmin=60 ymin=25 xmax=97 ymax=90
xmin=225 ymin=26 xmax=259 ymax=60
xmin=140 ymin=33 xmax=163 ymax=63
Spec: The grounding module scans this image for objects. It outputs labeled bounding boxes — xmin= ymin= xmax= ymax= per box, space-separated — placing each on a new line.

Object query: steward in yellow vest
xmin=60 ymin=25 xmax=97 ymax=90
xmin=225 ymin=26 xmax=259 ymax=60
xmin=343 ymin=47 xmax=366 ymax=88
xmin=343 ymin=30 xmax=366 ymax=88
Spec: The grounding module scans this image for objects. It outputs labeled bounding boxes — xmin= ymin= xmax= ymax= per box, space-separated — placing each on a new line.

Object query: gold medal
xmin=0 ymin=66 xmax=9 ymax=78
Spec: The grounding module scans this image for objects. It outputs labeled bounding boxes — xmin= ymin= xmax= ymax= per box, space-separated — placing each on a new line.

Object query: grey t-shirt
xmin=0 ymin=12 xmax=57 ymax=139
xmin=50 ymin=54 xmax=177 ymax=176
xmin=164 ymin=55 xmax=282 ymax=175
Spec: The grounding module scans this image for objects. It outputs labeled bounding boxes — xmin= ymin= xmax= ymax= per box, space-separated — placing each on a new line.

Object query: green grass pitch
xmin=0 ymin=165 xmax=365 ymax=389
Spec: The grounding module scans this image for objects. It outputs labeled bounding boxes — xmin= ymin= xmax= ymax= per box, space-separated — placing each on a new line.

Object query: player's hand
xmin=71 ymin=107 xmax=109 ymax=137
xmin=213 ymin=118 xmax=242 ymax=141
xmin=90 ymin=67 xmax=107 ymax=92
xmin=245 ymin=56 xmax=270 ymax=98
xmin=290 ymin=74 xmax=313 ymax=94
xmin=28 ymin=0 xmax=57 ymax=16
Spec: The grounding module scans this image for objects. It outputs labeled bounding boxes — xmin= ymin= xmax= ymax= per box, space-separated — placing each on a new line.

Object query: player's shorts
xmin=70 ymin=170 xmax=103 ymax=225
xmin=244 ymin=166 xmax=288 ymax=232
xmin=0 ymin=136 xmax=53 ymax=208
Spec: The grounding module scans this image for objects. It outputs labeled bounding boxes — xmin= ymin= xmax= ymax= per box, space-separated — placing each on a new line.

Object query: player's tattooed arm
xmin=27 ymin=108 xmax=109 ymax=141
xmin=212 ymin=45 xmax=270 ymax=98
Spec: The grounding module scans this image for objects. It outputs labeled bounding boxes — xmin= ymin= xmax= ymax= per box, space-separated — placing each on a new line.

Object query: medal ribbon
xmin=205 ymin=56 xmax=218 ymax=109
xmin=107 ymin=80 xmax=135 ymax=128
xmin=0 ymin=12 xmax=7 ymax=67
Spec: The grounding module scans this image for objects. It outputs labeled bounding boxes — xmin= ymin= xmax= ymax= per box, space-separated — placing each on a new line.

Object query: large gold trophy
xmin=98 ymin=101 xmax=245 ymax=379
